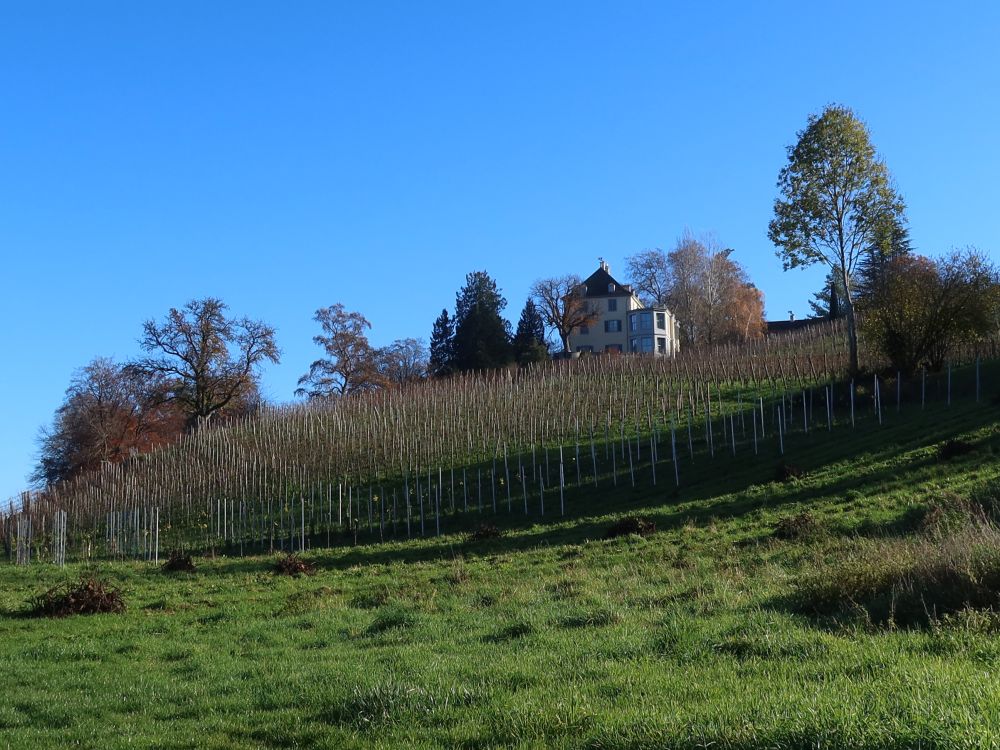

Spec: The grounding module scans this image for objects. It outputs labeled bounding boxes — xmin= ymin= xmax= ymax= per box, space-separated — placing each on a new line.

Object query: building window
xmin=608 ymin=283 xmax=616 ymax=292
xmin=629 ymin=311 xmax=653 ymax=333
xmin=656 ymin=312 xmax=666 ymax=330
xmin=657 ymin=337 xmax=667 ymax=354
xmin=604 ymin=319 xmax=622 ymax=333
xmin=630 ymin=336 xmax=654 ymax=353
xmin=607 ymin=298 xmax=618 ymax=312
xmin=605 ymin=344 xmax=622 ymax=353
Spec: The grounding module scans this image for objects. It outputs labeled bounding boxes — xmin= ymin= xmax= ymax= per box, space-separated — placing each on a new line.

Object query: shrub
xmin=938 ymin=439 xmax=976 ymax=461
xmin=605 ymin=516 xmax=656 ymax=539
xmin=30 ymin=577 xmax=126 ymax=618
xmin=274 ymin=553 xmax=316 ymax=577
xmin=467 ymin=523 xmax=502 ymax=542
xmin=773 ymin=511 xmax=820 ymax=540
xmin=794 ymin=521 xmax=1000 ymax=627
xmin=917 ymin=492 xmax=986 ymax=535
xmin=161 ymin=551 xmax=196 ymax=573
xmin=775 ymin=461 xmax=807 ymax=482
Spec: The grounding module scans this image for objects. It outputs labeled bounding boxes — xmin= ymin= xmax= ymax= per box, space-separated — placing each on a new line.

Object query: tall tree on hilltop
xmin=697 ymin=245 xmax=766 ymax=344
xmin=665 ymin=233 xmax=706 ymax=344
xmin=768 ymin=104 xmax=905 ymax=373
xmin=451 ymin=271 xmax=513 ymax=371
xmin=530 ymin=275 xmax=598 ymax=354
xmin=296 ymin=304 xmax=383 ymax=398
xmin=512 ymin=298 xmax=550 ymax=365
xmin=128 ymin=297 xmax=278 ymax=430
xmin=429 ymin=309 xmax=455 ymax=377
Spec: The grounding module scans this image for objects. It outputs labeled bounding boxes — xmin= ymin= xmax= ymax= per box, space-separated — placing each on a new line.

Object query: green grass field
xmin=3 ymin=395 xmax=1000 ymax=749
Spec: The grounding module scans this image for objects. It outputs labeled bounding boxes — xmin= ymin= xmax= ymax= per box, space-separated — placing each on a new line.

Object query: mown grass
xmin=2 ymin=396 xmax=1000 ymax=748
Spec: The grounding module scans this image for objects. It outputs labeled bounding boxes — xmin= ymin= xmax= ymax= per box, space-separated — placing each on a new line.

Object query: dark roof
xmin=765 ymin=318 xmax=826 ymax=335
xmin=580 ymin=267 xmax=634 ymax=298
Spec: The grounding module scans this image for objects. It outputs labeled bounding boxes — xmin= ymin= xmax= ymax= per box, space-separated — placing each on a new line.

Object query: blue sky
xmin=2 ymin=1 xmax=998 ymax=500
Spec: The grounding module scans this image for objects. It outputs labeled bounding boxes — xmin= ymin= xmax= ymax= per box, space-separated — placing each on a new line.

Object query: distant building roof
xmin=765 ymin=317 xmax=827 ymax=335
xmin=580 ymin=261 xmax=636 ymax=298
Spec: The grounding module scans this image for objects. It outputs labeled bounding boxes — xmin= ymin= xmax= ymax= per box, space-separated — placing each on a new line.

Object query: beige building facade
xmin=568 ymin=261 xmax=681 ymax=357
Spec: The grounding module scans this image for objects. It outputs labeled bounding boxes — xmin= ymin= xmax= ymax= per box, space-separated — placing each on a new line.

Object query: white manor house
xmin=568 ymin=261 xmax=681 ymax=357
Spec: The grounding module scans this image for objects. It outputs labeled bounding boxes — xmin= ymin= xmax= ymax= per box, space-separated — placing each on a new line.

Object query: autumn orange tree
xmin=297 ymin=304 xmax=385 ymax=398
xmin=32 ymin=358 xmax=186 ymax=485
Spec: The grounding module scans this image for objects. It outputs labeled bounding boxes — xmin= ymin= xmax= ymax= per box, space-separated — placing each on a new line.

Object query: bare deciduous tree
xmin=377 ymin=338 xmax=430 ymax=385
xmin=130 ymin=298 xmax=278 ymax=429
xmin=624 ymin=248 xmax=671 ymax=306
xmin=297 ymin=304 xmax=383 ymax=399
xmin=665 ymin=233 xmax=705 ymax=343
xmin=628 ymin=231 xmax=765 ymax=346
xmin=530 ymin=275 xmax=599 ymax=354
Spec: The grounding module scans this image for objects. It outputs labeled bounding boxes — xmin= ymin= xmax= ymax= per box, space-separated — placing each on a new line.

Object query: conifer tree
xmin=428 ymin=309 xmax=455 ymax=377
xmin=513 ymin=299 xmax=549 ymax=365
xmin=451 ymin=271 xmax=513 ymax=371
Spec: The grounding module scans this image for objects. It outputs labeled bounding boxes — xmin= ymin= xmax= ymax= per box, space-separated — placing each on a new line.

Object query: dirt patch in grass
xmin=605 ymin=516 xmax=656 ymax=539
xmin=274 ymin=554 xmax=316 ymax=577
xmin=29 ymin=577 xmax=126 ymax=618
xmin=161 ymin=551 xmax=196 ymax=573
xmin=467 ymin=523 xmax=503 ymax=542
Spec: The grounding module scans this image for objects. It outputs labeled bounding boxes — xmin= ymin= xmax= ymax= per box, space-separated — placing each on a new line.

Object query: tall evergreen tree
xmin=808 ymin=271 xmax=846 ymax=320
xmin=428 ymin=309 xmax=455 ymax=377
xmin=513 ymin=298 xmax=549 ymax=366
xmin=451 ymin=271 xmax=513 ymax=371
xmin=856 ymin=215 xmax=913 ymax=302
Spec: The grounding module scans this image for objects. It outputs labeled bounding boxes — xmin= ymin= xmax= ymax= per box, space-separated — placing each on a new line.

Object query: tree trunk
xmin=840 ymin=267 xmax=859 ymax=374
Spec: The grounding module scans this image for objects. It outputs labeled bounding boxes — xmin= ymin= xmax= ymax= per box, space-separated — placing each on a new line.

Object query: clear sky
xmin=2 ymin=1 xmax=998 ymax=501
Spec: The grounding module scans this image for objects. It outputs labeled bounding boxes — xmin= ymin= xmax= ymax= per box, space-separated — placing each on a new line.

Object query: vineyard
xmin=4 ymin=321 xmax=996 ymax=564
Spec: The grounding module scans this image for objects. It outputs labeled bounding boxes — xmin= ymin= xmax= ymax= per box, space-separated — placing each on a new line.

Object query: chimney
xmin=788 ymin=311 xmax=795 ymax=321
xmin=598 ymin=257 xmax=609 ymax=272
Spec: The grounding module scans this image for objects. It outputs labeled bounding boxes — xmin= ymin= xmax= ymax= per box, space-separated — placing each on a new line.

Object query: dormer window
xmin=608 ymin=283 xmax=616 ymax=293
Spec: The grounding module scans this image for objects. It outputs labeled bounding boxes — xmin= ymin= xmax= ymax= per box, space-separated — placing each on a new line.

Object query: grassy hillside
xmin=2 ymin=395 xmax=1000 ymax=748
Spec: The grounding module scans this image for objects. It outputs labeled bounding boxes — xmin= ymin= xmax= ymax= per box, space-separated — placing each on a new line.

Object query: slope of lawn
xmin=2 ymin=396 xmax=1000 ymax=748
